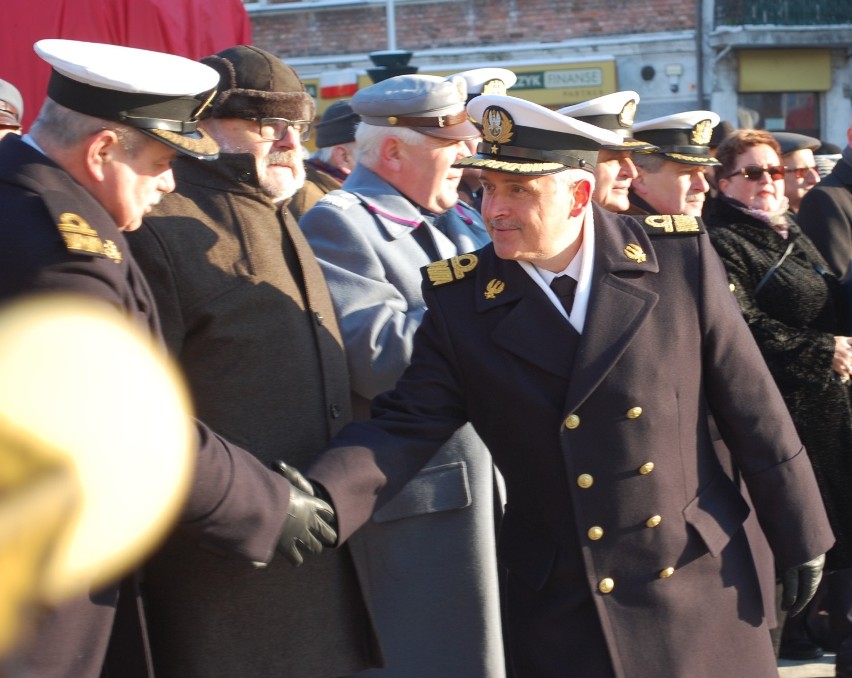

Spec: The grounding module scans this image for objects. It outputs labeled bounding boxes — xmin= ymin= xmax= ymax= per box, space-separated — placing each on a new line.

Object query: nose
xmin=693 ymin=171 xmax=710 ymax=193
xmin=481 ymin=192 xmax=506 ymax=223
xmin=272 ymin=125 xmax=300 ymax=150
xmin=621 ymin=157 xmax=638 ymax=179
xmin=805 ymin=167 xmax=820 ymax=185
xmin=454 ymin=140 xmax=471 ymax=160
xmin=157 ymin=169 xmax=176 ymax=194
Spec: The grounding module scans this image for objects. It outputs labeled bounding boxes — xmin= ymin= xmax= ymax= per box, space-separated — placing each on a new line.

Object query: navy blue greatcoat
xmin=0 ymin=135 xmax=294 ymax=678
xmin=309 ymin=203 xmax=834 ymax=678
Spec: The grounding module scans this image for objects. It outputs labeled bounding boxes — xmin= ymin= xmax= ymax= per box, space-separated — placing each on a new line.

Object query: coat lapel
xmin=474 ymin=248 xmax=581 ymax=378
xmin=564 ymin=207 xmax=660 ymax=411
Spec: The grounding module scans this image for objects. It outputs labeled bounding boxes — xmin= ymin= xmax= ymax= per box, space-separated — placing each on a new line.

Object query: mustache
xmin=265 ymin=150 xmax=299 ymax=167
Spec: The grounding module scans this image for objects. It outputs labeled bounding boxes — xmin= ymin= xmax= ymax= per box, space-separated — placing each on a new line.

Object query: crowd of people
xmin=2 ymin=37 xmax=852 ymax=678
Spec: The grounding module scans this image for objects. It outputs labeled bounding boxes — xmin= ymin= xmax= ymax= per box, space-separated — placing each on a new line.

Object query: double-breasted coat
xmin=299 ymin=164 xmax=506 ymax=678
xmin=0 ymin=135 xmax=296 ymax=677
xmin=308 ymin=203 xmax=834 ymax=678
xmin=798 ymin=152 xmax=852 ymax=278
xmin=126 ymin=153 xmax=380 ymax=678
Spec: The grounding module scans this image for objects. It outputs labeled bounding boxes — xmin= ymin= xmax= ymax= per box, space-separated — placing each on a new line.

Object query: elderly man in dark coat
xmin=306 ymin=94 xmax=834 ymax=678
xmin=0 ymin=39 xmax=335 ymax=677
xmin=126 ymin=46 xmax=380 ymax=678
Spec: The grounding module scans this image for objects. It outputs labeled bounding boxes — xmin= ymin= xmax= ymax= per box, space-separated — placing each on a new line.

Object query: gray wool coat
xmin=299 ymin=163 xmax=507 ymax=678
xmin=127 ymin=153 xmax=381 ymax=678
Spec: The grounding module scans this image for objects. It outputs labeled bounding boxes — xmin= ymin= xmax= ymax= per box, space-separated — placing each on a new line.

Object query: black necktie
xmin=551 ymin=275 xmax=577 ymax=316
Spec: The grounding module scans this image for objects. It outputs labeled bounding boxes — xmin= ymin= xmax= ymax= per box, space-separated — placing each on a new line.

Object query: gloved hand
xmin=781 ymin=553 xmax=826 ymax=616
xmin=273 ymin=461 xmax=337 ymax=567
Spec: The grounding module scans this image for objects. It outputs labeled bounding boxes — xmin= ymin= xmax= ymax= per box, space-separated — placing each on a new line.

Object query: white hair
xmin=355 ymin=123 xmax=428 ymax=168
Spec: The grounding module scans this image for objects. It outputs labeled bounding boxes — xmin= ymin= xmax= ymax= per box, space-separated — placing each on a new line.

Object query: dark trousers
xmin=828 ymin=568 xmax=852 ymax=674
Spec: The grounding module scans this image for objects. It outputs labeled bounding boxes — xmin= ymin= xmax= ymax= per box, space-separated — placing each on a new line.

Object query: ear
xmin=84 ymin=130 xmax=121 ymax=184
xmin=379 ymin=135 xmax=404 ymax=172
xmin=331 ymin=144 xmax=354 ymax=173
xmin=569 ymin=177 xmax=593 ymax=217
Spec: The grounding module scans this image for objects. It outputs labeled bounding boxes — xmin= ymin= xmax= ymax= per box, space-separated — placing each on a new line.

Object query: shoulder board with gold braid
xmin=423 ymin=253 xmax=479 ymax=287
xmin=634 ymin=214 xmax=705 ymax=236
xmin=54 ymin=212 xmax=124 ymax=263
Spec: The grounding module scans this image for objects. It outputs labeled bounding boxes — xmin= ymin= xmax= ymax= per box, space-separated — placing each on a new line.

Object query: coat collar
xmin=467 ymin=206 xmax=659 ymax=405
xmin=342 ymin=164 xmax=426 ymax=241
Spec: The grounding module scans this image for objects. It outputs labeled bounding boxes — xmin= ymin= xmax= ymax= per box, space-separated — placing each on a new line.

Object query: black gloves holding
xmin=273 ymin=461 xmax=337 ymax=567
xmin=781 ymin=553 xmax=826 ymax=617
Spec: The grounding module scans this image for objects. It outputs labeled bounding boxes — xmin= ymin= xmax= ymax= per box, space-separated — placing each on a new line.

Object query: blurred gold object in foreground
xmin=0 ymin=295 xmax=195 ymax=656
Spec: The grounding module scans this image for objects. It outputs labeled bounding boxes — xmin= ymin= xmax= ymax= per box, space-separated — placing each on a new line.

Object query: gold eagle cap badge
xmin=482 ymin=106 xmax=514 ymax=150
xmin=624 ymin=243 xmax=647 ymax=264
xmin=481 ymin=78 xmax=508 ymax=96
xmin=691 ymin=119 xmax=713 ymax=146
xmin=484 ymin=279 xmax=505 ymax=299
xmin=618 ymin=100 xmax=637 ymax=128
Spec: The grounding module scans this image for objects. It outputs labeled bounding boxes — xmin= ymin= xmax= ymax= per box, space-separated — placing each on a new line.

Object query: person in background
xmin=446 ymin=67 xmax=517 ymax=212
xmin=306 ymin=93 xmax=832 ymax=678
xmin=556 ymin=90 xmax=658 ymax=212
xmin=773 ymin=131 xmax=821 ymax=217
xmin=814 ymin=140 xmax=843 ymax=179
xmin=289 ymin=98 xmax=360 ymax=221
xmin=706 ymin=119 xmax=735 ymax=198
xmin=300 ymin=74 xmax=506 ymax=678
xmin=625 ymin=110 xmax=720 ymax=217
xmin=798 ymin=119 xmax=852 ymax=280
xmin=0 ymin=78 xmax=23 ymax=138
xmin=0 ymin=38 xmax=334 ymax=678
xmin=705 ymin=128 xmax=852 ymax=678
xmin=127 ymin=45 xmax=380 ymax=678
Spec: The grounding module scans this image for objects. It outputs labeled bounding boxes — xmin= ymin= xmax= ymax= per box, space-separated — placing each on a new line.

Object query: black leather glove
xmin=781 ymin=553 xmax=826 ymax=617
xmin=273 ymin=461 xmax=337 ymax=567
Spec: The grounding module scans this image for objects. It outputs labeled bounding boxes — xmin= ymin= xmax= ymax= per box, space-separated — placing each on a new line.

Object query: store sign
xmin=513 ymin=68 xmax=603 ymax=90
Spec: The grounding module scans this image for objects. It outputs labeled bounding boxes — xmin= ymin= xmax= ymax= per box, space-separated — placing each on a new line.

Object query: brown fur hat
xmin=201 ymin=45 xmax=314 ymax=121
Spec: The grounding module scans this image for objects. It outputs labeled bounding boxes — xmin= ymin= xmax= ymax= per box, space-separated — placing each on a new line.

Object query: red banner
xmin=0 ymin=0 xmax=252 ymax=130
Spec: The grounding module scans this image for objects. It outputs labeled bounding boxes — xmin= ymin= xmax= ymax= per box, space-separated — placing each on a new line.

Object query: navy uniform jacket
xmin=0 ymin=135 xmax=293 ymax=678
xmin=309 ymin=203 xmax=834 ymax=678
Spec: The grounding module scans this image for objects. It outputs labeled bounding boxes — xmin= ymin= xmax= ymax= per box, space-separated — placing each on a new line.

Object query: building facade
xmin=245 ymin=0 xmax=852 ymax=148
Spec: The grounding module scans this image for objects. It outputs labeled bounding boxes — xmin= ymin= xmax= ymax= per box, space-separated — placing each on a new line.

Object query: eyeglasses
xmin=784 ymin=166 xmax=818 ymax=179
xmin=245 ymin=117 xmax=313 ymax=142
xmin=725 ymin=165 xmax=785 ymax=182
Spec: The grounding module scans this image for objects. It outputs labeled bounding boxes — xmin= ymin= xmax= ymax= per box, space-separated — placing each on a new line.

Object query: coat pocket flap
xmin=372 ymin=461 xmax=471 ymax=523
xmin=683 ymin=470 xmax=750 ymax=558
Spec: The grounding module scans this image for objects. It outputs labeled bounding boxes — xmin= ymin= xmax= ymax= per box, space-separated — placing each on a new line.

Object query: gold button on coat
xmin=626 ymin=406 xmax=643 ymax=419
xmin=564 ymin=414 xmax=580 ymax=429
xmin=598 ymin=578 xmax=615 ymax=593
xmin=659 ymin=567 xmax=675 ymax=579
xmin=645 ymin=515 xmax=662 ymax=528
xmin=577 ymin=474 xmax=594 ymax=489
xmin=638 ymin=462 xmax=655 ymax=475
xmin=587 ymin=526 xmax=604 ymax=541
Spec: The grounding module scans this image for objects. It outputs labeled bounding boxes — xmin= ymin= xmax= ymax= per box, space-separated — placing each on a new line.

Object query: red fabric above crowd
xmin=0 ymin=0 xmax=252 ymax=130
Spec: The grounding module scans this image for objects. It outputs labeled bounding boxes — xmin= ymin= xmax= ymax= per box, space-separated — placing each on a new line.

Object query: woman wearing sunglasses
xmin=705 ymin=128 xmax=852 ymax=678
